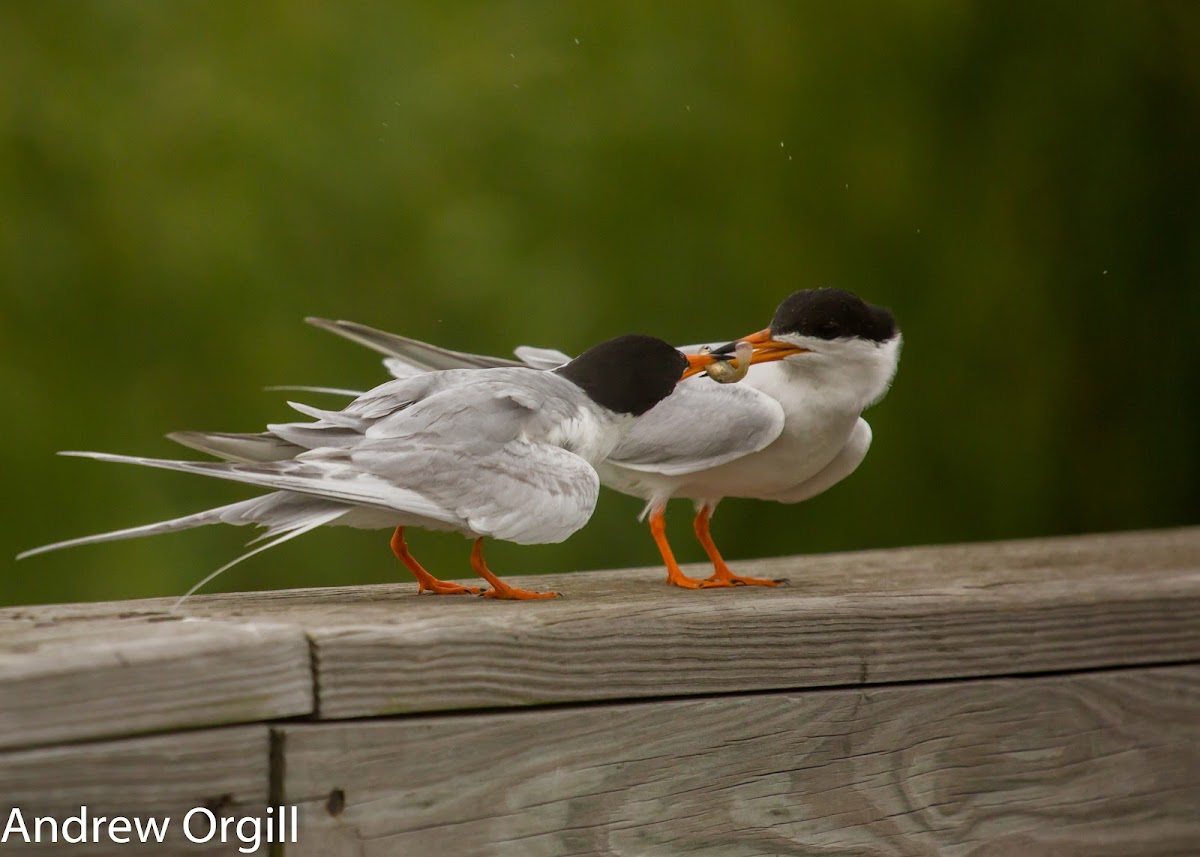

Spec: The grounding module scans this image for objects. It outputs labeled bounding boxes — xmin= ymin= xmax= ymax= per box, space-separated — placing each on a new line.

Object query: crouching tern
xmin=18 ymin=335 xmax=733 ymax=601
xmin=301 ymin=288 xmax=901 ymax=589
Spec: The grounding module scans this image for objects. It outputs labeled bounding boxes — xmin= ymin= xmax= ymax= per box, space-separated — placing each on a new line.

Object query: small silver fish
xmin=701 ymin=341 xmax=753 ymax=384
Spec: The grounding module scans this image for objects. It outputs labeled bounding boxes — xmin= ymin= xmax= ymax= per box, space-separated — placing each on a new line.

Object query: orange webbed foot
xmin=652 ymin=507 xmax=736 ymax=591
xmin=692 ymin=505 xmax=786 ymax=588
xmin=419 ymin=579 xmax=482 ymax=595
xmin=470 ymin=538 xmax=560 ymax=600
xmin=665 ymin=571 xmax=734 ymax=589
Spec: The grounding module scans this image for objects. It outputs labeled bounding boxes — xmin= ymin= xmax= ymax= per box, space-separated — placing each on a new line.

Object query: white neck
xmin=752 ymin=333 xmax=902 ymax=415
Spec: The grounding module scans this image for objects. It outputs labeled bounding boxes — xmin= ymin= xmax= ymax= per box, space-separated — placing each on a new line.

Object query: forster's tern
xmin=18 ymin=335 xmax=730 ymax=601
xmin=298 ymin=288 xmax=901 ymax=589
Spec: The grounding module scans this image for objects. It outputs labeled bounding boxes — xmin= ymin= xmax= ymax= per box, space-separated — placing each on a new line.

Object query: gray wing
xmin=308 ymin=317 xmax=521 ymax=371
xmin=167 ymin=371 xmax=476 ymax=459
xmin=59 ymin=449 xmax=463 ymax=524
xmin=168 ymin=430 xmax=300 ymax=462
xmin=168 ymin=368 xmax=529 ymax=460
xmin=164 ymin=368 xmax=600 ymax=544
xmin=340 ymin=372 xmax=602 ymax=543
xmin=608 ymin=380 xmax=785 ymax=476
xmin=512 ymin=345 xmax=571 ymax=369
xmin=309 ymin=315 xmax=573 ymax=378
xmin=354 ymin=434 xmax=599 ymax=544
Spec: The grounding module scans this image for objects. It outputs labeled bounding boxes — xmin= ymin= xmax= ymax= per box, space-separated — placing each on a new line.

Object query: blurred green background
xmin=3 ymin=3 xmax=1197 ymax=606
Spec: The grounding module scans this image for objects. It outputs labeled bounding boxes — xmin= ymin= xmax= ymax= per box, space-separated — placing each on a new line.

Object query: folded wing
xmin=164 ymin=370 xmax=602 ymax=545
xmin=606 ymin=380 xmax=785 ymax=476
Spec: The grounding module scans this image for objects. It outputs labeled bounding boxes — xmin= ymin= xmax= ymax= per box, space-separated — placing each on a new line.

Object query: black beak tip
xmin=709 ymin=341 xmax=740 ymax=357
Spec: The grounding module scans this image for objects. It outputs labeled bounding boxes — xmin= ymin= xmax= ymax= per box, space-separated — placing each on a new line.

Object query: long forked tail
xmin=170 ymin=509 xmax=341 ymax=607
xmin=18 ymin=497 xmax=261 ymax=560
xmin=45 ymin=450 xmax=453 ymax=525
xmin=17 ymin=491 xmax=348 ymax=606
xmin=17 ymin=492 xmax=345 ymax=560
xmin=17 ymin=489 xmax=348 ymax=556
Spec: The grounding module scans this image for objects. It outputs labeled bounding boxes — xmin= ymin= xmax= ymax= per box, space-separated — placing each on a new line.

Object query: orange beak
xmin=714 ymin=327 xmax=811 ymax=365
xmin=680 ymin=351 xmax=723 ymax=380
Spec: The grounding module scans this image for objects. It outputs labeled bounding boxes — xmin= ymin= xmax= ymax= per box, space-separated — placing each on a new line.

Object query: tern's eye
xmin=819 ymin=321 xmax=841 ymax=337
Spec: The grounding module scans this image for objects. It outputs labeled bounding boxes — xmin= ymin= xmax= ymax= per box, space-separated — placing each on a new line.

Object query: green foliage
xmin=3 ymin=3 xmax=1197 ymax=605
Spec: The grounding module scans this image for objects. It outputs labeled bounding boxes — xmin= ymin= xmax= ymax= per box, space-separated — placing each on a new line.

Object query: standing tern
xmin=18 ymin=335 xmax=733 ymax=601
xmin=299 ymin=288 xmax=901 ymax=589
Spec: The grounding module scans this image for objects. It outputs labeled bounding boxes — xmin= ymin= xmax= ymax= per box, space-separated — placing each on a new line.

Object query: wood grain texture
xmin=279 ymin=665 xmax=1200 ymax=857
xmin=0 ymin=613 xmax=312 ymax=750
xmin=0 ymin=725 xmax=270 ymax=855
xmin=6 ymin=528 xmax=1199 ymax=722
xmin=138 ymin=527 xmax=1200 ymax=718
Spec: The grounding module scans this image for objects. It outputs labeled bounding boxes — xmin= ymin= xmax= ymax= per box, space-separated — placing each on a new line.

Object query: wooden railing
xmin=3 ymin=527 xmax=1199 ymax=855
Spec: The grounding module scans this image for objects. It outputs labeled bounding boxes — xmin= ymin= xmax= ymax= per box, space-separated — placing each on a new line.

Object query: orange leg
xmin=471 ymin=538 xmax=559 ymax=600
xmin=649 ymin=506 xmax=731 ymax=589
xmin=694 ymin=505 xmax=783 ymax=587
xmin=390 ymin=527 xmax=480 ymax=595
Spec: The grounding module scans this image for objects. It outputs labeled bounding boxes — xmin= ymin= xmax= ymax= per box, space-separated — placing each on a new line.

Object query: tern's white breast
xmin=670 ymin=361 xmax=863 ymax=500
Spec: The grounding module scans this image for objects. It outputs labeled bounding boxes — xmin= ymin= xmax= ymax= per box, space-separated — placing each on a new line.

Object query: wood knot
xmin=204 ymin=793 xmax=235 ymax=814
xmin=326 ymin=788 xmax=346 ymax=816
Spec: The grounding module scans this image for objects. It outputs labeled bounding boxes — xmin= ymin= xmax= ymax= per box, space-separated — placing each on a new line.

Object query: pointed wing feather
xmin=17 ymin=491 xmax=347 ymax=559
xmin=172 ymin=508 xmax=344 ymax=607
xmin=512 ymin=345 xmax=571 ymax=369
xmin=307 ymin=317 xmax=521 ymax=371
xmin=58 ymin=451 xmax=461 ymax=526
xmin=168 ymin=431 xmax=302 ymax=462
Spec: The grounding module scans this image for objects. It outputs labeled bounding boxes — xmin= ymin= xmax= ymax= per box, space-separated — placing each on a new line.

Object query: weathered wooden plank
xmin=0 ymin=614 xmax=313 ymax=750
xmin=8 ymin=528 xmax=1199 ymax=722
xmin=279 ymin=664 xmax=1200 ymax=857
xmin=0 ymin=725 xmax=272 ymax=855
xmin=140 ymin=526 xmax=1200 ymax=718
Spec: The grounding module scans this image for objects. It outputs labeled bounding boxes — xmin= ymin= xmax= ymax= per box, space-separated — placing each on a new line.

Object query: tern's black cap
xmin=556 ymin=334 xmax=688 ymax=416
xmin=770 ymin=288 xmax=897 ymax=343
